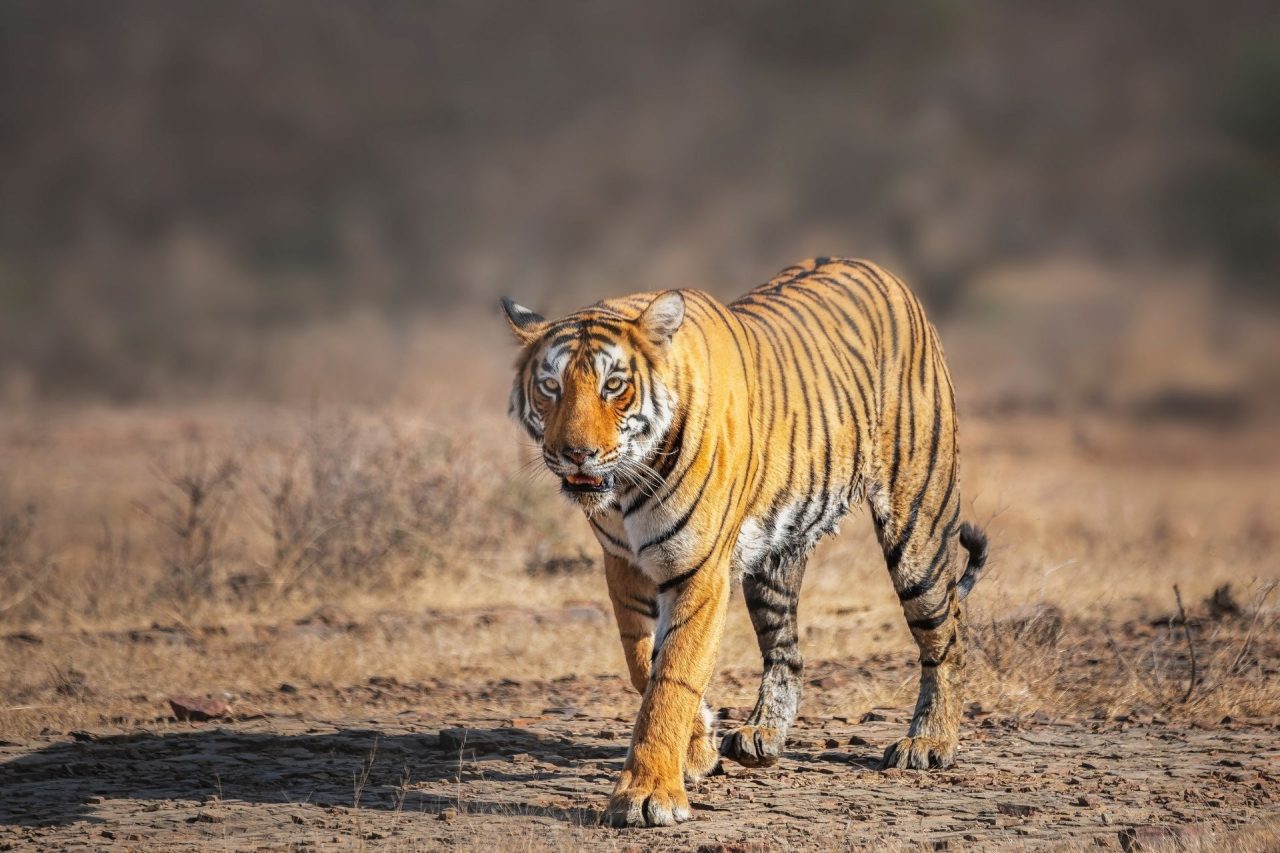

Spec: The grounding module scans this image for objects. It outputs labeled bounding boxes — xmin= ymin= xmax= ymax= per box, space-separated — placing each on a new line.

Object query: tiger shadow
xmin=0 ymin=725 xmax=623 ymax=828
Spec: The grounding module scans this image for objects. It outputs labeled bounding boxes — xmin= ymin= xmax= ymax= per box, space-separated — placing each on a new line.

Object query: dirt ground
xmin=1 ymin=397 xmax=1278 ymax=851
xmin=3 ymin=610 xmax=1280 ymax=852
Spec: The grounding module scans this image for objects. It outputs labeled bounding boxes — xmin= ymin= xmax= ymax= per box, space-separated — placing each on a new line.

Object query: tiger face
xmin=501 ymin=292 xmax=685 ymax=514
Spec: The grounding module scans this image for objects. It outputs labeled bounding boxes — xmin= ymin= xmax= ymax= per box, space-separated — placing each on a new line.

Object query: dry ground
xmin=1 ymin=363 xmax=1279 ymax=848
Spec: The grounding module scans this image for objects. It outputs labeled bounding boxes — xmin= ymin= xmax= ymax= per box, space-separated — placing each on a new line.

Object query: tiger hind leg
xmin=720 ymin=554 xmax=808 ymax=768
xmin=879 ymin=510 xmax=988 ymax=770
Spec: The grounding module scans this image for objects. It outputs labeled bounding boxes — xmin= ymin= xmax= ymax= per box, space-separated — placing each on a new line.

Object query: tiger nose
xmin=562 ymin=447 xmax=598 ymax=465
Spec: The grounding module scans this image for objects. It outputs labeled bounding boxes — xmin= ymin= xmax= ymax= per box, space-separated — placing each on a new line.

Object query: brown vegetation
xmin=2 ymin=335 xmax=1277 ymax=745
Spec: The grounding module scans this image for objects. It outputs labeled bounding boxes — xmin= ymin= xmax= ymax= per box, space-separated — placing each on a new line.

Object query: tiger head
xmin=501 ymin=291 xmax=685 ymax=513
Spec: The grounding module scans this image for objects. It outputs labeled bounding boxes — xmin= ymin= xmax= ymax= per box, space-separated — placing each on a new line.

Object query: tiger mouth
xmin=562 ymin=473 xmax=614 ymax=494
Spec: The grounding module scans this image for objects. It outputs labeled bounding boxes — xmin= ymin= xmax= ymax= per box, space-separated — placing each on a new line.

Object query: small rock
xmin=168 ymin=696 xmax=230 ymax=722
xmin=848 ymin=734 xmax=871 ymax=746
xmin=996 ymin=802 xmax=1037 ymax=818
xmin=541 ymin=705 xmax=583 ymax=718
xmin=824 ymin=738 xmax=840 ymax=749
xmin=1119 ymin=825 xmax=1185 ymax=851
xmin=438 ymin=728 xmax=469 ymax=752
xmin=1077 ymin=794 xmax=1101 ymax=808
xmin=190 ymin=810 xmax=226 ymax=824
xmin=278 ymin=683 xmax=299 ymax=694
xmin=69 ymin=731 xmax=95 ymax=742
xmin=860 ymin=711 xmax=887 ymax=723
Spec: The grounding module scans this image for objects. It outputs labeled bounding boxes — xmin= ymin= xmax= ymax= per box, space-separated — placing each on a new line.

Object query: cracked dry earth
xmin=2 ymin=687 xmax=1279 ymax=851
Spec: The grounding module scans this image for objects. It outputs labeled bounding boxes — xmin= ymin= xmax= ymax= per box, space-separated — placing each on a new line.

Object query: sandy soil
xmin=3 ymin=614 xmax=1279 ymax=852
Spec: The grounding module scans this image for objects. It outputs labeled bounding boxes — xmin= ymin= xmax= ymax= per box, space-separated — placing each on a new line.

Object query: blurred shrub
xmin=139 ymin=446 xmax=241 ymax=604
xmin=0 ymin=499 xmax=53 ymax=623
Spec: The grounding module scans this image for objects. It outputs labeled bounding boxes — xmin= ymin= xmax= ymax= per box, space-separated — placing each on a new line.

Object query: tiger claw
xmin=720 ymin=725 xmax=785 ymax=768
xmin=604 ymin=772 xmax=691 ymax=828
xmin=879 ymin=735 xmax=955 ymax=771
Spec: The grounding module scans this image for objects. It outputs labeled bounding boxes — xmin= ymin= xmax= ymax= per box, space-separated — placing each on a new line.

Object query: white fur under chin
xmin=573 ymin=490 xmax=616 ymax=518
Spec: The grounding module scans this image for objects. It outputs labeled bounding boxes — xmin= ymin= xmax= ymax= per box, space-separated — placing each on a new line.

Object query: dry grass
xmin=1 ymin=336 xmax=1278 ymax=742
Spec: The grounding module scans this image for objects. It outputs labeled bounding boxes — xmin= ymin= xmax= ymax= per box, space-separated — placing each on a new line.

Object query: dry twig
xmin=1173 ymin=584 xmax=1198 ymax=704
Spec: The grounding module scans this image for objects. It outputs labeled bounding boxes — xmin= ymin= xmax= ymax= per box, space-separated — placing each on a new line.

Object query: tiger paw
xmin=685 ymin=731 xmax=722 ymax=782
xmin=604 ymin=770 xmax=691 ymax=828
xmin=879 ymin=735 xmax=956 ymax=770
xmin=719 ymin=724 xmax=785 ymax=768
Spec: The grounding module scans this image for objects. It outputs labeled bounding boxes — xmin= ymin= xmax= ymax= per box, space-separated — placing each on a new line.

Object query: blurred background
xmin=1 ymin=0 xmax=1277 ymax=409
xmin=2 ymin=0 xmax=1280 ymax=745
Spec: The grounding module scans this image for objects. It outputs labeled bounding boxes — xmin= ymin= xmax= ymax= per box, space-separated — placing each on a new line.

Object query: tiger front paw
xmin=719 ymin=724 xmax=785 ymax=768
xmin=879 ymin=735 xmax=956 ymax=770
xmin=686 ymin=730 xmax=722 ymax=782
xmin=604 ymin=770 xmax=691 ymax=828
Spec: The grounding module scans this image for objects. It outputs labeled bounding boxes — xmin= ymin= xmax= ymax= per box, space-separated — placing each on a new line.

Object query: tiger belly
xmin=733 ymin=489 xmax=857 ymax=580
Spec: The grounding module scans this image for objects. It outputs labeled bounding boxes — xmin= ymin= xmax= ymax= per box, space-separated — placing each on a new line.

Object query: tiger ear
xmin=500 ymin=297 xmax=548 ymax=346
xmin=636 ymin=291 xmax=685 ymax=345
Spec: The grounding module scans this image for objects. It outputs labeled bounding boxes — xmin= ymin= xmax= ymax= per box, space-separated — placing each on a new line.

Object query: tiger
xmin=501 ymin=257 xmax=988 ymax=828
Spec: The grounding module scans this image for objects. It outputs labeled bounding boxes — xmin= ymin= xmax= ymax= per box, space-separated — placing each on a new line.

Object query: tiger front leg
xmin=606 ymin=564 xmax=729 ymax=828
xmin=603 ymin=555 xmax=720 ymax=784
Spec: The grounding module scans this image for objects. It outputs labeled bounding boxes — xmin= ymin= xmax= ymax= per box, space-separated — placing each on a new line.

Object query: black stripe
xmin=621 ymin=597 xmax=658 ymax=619
xmin=638 ymin=446 xmax=718 ymax=554
xmin=747 ymin=571 xmax=791 ymax=599
xmin=657 ymin=564 xmax=702 ymax=594
xmin=659 ymin=594 xmax=712 ymax=648
xmin=750 ymin=599 xmax=792 ymax=617
xmin=921 ymin=631 xmax=958 ymax=668
xmin=897 ymin=512 xmax=960 ymax=602
xmin=884 ymin=378 xmax=945 ymax=570
xmin=907 ymin=612 xmax=950 ymax=631
xmin=590 ymin=518 xmax=629 ymax=552
xmin=651 ymin=674 xmax=702 ymax=697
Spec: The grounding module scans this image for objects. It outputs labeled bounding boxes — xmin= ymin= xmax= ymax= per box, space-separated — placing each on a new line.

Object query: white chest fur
xmin=588 ymin=500 xmax=698 ymax=586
